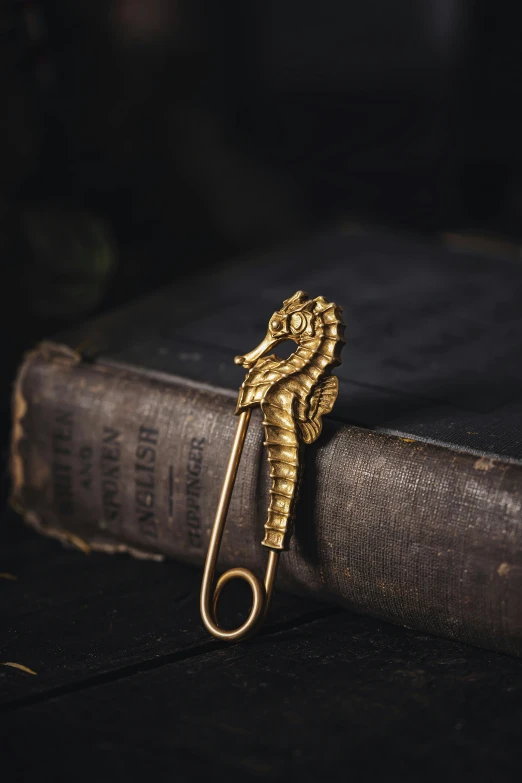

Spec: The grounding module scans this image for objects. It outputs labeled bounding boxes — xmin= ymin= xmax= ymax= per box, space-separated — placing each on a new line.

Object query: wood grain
xmin=2 ymin=516 xmax=522 ymax=782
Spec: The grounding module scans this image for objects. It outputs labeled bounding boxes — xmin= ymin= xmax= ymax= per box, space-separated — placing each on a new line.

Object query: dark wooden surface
xmin=1 ymin=511 xmax=522 ymax=783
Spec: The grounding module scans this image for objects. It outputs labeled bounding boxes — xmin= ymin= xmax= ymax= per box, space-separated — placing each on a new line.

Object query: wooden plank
xmin=0 ymin=514 xmax=325 ymax=706
xmin=2 ymin=609 xmax=522 ymax=781
xmin=3 ymin=513 xmax=522 ymax=781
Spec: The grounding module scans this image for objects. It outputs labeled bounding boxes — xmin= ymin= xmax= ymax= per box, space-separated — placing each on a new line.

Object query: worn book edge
xmin=10 ymin=341 xmax=167 ymax=561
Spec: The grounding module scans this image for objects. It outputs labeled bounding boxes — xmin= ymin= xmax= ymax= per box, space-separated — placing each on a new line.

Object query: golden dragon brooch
xmin=200 ymin=291 xmax=345 ymax=641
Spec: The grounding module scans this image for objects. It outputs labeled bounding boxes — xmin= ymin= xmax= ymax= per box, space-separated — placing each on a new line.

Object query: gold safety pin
xmin=200 ymin=291 xmax=345 ymax=642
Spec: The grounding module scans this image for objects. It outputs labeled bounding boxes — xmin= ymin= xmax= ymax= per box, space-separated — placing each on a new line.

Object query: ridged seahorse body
xmin=235 ymin=292 xmax=345 ymax=551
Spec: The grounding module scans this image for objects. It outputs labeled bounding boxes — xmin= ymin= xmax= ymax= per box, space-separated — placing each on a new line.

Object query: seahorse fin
xmin=312 ymin=375 xmax=339 ymax=418
xmin=297 ymin=418 xmax=319 ymax=444
xmin=297 ymin=375 xmax=339 ymax=444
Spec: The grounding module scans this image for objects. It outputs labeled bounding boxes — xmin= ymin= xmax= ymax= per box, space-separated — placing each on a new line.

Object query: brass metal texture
xmin=200 ymin=291 xmax=345 ymax=641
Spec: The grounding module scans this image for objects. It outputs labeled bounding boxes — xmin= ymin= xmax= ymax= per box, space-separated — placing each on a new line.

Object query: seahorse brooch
xmin=201 ymin=291 xmax=345 ymax=641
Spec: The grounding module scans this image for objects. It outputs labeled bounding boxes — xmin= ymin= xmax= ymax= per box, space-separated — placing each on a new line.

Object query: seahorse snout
xmin=235 ymin=332 xmax=280 ymax=369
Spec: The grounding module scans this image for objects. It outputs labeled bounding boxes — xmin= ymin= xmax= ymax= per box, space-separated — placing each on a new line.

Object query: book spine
xmin=11 ymin=342 xmax=522 ymax=656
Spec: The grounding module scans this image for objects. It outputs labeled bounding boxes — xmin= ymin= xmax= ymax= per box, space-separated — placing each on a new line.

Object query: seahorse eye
xmin=271 ymin=318 xmax=282 ymax=332
xmin=290 ymin=312 xmax=305 ymax=334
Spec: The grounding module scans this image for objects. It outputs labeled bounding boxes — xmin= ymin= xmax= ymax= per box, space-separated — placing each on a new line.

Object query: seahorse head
xmin=235 ymin=291 xmax=345 ymax=369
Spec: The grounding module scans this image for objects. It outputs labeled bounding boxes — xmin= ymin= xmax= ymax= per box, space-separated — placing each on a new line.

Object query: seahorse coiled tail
xmin=234 ymin=291 xmax=345 ymax=551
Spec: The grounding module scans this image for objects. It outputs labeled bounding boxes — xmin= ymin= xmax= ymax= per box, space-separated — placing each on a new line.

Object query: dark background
xmin=2 ymin=4 xmax=522 ymax=778
xmin=4 ymin=0 xmax=522 ymax=539
xmin=3 ymin=0 xmax=522 ymax=383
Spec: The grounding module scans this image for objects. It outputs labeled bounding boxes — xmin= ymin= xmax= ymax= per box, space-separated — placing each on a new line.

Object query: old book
xmin=10 ymin=227 xmax=522 ymax=655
